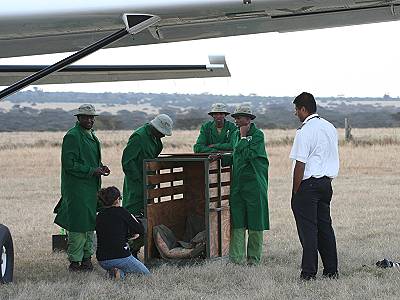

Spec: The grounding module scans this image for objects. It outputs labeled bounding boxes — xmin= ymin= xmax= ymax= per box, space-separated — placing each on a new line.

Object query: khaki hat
xmin=231 ymin=104 xmax=256 ymax=120
xmin=74 ymin=104 xmax=98 ymax=116
xmin=208 ymin=103 xmax=230 ymax=116
xmin=150 ymin=114 xmax=173 ymax=136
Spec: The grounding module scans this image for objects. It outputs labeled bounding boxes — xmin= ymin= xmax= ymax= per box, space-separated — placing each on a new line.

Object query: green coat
xmin=193 ymin=120 xmax=237 ymax=153
xmin=54 ymin=123 xmax=102 ymax=232
xmin=122 ymin=124 xmax=163 ymax=215
xmin=223 ymin=123 xmax=269 ymax=231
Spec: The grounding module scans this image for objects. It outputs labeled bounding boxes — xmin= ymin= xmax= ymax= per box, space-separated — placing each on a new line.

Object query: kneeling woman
xmin=96 ymin=186 xmax=150 ymax=278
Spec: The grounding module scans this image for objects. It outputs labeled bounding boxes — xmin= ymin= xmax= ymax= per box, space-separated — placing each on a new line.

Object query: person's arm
xmin=212 ymin=138 xmax=233 ymax=151
xmin=193 ymin=125 xmax=217 ymax=153
xmin=292 ymin=161 xmax=305 ymax=197
xmin=234 ymin=129 xmax=266 ymax=163
xmin=289 ymin=130 xmax=309 ymax=199
xmin=61 ymin=134 xmax=97 ymax=178
xmin=212 ymin=124 xmax=237 ymax=151
xmin=121 ymin=209 xmax=145 ymax=236
xmin=121 ymin=134 xmax=142 ymax=181
xmin=212 ymin=143 xmax=231 ymax=151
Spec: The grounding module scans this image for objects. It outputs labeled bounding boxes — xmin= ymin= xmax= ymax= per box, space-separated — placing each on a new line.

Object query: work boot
xmin=68 ymin=261 xmax=81 ymax=272
xmin=80 ymin=257 xmax=94 ymax=272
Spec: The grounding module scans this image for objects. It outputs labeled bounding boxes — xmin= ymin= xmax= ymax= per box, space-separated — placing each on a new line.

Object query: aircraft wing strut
xmin=0 ymin=14 xmax=160 ymax=101
xmin=0 ymin=57 xmax=230 ymax=86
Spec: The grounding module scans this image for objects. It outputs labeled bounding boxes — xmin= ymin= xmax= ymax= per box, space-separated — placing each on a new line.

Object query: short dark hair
xmin=98 ymin=186 xmax=121 ymax=207
xmin=293 ymin=92 xmax=317 ymax=114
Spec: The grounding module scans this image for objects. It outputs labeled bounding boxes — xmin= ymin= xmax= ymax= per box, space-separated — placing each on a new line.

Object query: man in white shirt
xmin=290 ymin=92 xmax=339 ymax=281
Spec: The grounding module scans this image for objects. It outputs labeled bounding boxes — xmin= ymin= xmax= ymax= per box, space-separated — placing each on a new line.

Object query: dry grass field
xmin=1 ymin=127 xmax=400 ymax=300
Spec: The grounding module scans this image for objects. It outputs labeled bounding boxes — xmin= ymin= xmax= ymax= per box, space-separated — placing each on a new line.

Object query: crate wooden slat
xmin=209 ymin=207 xmax=230 ymax=257
xmin=209 ymin=194 xmax=230 ymax=202
xmin=147 ymin=185 xmax=185 ymax=199
xmin=209 ymin=186 xmax=230 ymax=198
xmin=209 ymin=167 xmax=231 ymax=174
xmin=145 ymin=161 xmax=180 ymax=171
xmin=147 ymin=172 xmax=184 ymax=185
xmin=209 ymin=181 xmax=230 ymax=189
xmin=209 ymin=172 xmax=231 ymax=184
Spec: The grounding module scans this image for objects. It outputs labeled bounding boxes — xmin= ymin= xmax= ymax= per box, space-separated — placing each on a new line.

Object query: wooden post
xmin=345 ymin=118 xmax=353 ymax=142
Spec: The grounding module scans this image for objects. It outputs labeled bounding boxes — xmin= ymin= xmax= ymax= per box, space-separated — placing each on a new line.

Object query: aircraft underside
xmin=1 ymin=0 xmax=400 ymax=58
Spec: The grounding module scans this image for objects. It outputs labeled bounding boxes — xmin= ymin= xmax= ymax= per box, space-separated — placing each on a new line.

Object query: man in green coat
xmin=122 ymin=114 xmax=173 ymax=257
xmin=54 ymin=104 xmax=110 ymax=272
xmin=217 ymin=104 xmax=269 ymax=265
xmin=193 ymin=103 xmax=237 ymax=153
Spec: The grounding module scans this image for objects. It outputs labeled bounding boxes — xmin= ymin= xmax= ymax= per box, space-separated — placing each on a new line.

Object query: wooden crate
xmin=143 ymin=154 xmax=231 ymax=262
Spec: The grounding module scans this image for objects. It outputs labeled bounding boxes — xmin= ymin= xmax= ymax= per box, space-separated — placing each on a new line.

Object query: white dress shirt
xmin=290 ymin=114 xmax=339 ymax=180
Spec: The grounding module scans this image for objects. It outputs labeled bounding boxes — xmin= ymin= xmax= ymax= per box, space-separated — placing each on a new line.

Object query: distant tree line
xmin=0 ymin=91 xmax=399 ymax=131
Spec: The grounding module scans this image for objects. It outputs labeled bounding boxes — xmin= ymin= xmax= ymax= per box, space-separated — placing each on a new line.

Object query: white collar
xmin=302 ymin=113 xmax=319 ymax=125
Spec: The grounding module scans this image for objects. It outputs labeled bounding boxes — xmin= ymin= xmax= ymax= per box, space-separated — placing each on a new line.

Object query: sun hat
xmin=231 ymin=104 xmax=256 ymax=120
xmin=208 ymin=103 xmax=230 ymax=116
xmin=74 ymin=104 xmax=98 ymax=116
xmin=150 ymin=114 xmax=173 ymax=136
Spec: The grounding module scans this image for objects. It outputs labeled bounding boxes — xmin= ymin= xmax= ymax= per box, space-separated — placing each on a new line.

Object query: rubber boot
xmin=229 ymin=228 xmax=246 ymax=264
xmin=247 ymin=230 xmax=263 ymax=265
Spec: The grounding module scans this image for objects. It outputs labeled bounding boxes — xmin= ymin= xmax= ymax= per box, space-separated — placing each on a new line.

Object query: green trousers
xmin=229 ymin=228 xmax=264 ymax=265
xmin=67 ymin=231 xmax=94 ymax=263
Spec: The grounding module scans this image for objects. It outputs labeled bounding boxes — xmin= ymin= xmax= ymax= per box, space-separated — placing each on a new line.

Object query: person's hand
xmin=131 ymin=233 xmax=140 ymax=240
xmin=240 ymin=124 xmax=250 ymax=138
xmin=93 ymin=166 xmax=110 ymax=177
xmin=93 ymin=167 xmax=104 ymax=177
xmin=208 ymin=153 xmax=221 ymax=162
xmin=101 ymin=165 xmax=111 ymax=176
xmin=208 ymin=144 xmax=215 ymax=148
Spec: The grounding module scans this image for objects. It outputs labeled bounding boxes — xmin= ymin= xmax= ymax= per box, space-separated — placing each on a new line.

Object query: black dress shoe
xmin=322 ymin=271 xmax=339 ymax=279
xmin=300 ymin=272 xmax=316 ymax=281
xmin=376 ymin=259 xmax=393 ymax=269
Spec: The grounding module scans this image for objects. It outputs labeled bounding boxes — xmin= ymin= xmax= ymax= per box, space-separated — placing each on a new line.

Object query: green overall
xmin=54 ymin=122 xmax=102 ymax=262
xmin=193 ymin=120 xmax=237 ymax=153
xmin=122 ymin=123 xmax=163 ymax=215
xmin=223 ymin=123 xmax=269 ymax=264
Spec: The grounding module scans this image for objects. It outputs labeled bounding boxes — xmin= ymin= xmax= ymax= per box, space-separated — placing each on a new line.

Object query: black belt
xmin=307 ymin=176 xmax=331 ymax=181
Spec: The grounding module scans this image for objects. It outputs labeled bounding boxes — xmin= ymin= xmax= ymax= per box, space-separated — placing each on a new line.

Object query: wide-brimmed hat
xmin=150 ymin=114 xmax=173 ymax=136
xmin=74 ymin=104 xmax=98 ymax=116
xmin=231 ymin=104 xmax=256 ymax=120
xmin=208 ymin=103 xmax=230 ymax=116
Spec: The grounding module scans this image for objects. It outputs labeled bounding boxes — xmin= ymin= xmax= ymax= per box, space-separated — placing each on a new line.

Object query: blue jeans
xmin=98 ymin=255 xmax=150 ymax=278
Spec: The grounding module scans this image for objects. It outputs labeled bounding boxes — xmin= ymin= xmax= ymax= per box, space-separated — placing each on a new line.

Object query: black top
xmin=95 ymin=206 xmax=144 ymax=261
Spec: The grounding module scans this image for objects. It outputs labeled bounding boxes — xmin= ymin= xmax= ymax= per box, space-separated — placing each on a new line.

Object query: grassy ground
xmin=1 ymin=128 xmax=400 ymax=299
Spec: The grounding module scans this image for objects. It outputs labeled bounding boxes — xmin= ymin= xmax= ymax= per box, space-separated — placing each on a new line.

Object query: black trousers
xmin=291 ymin=176 xmax=338 ymax=276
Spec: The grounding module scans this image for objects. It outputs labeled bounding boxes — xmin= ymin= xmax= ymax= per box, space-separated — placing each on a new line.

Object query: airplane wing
xmin=1 ymin=0 xmax=400 ymax=58
xmin=0 ymin=56 xmax=230 ymax=86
